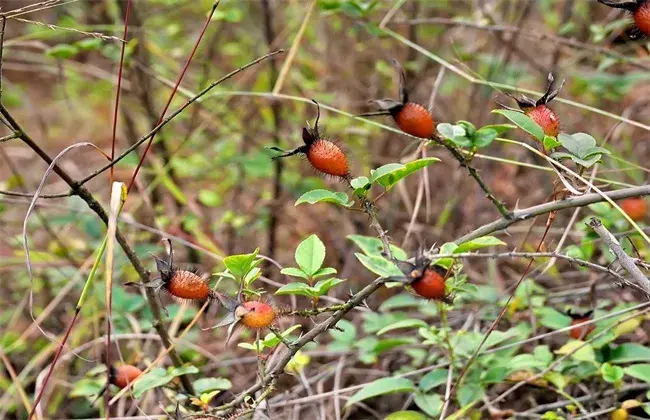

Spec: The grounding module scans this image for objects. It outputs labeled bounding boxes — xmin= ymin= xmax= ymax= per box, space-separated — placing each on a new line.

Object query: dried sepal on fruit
xmin=567 ymin=308 xmax=596 ymax=340
xmin=127 ymin=239 xmax=218 ymax=315
xmin=359 ymin=60 xmax=435 ymax=139
xmin=598 ymin=0 xmax=650 ymax=37
xmin=270 ymin=100 xmax=350 ymax=180
xmin=205 ymin=293 xmax=286 ymax=343
xmin=394 ymin=254 xmax=453 ymax=304
xmin=498 ymin=72 xmax=565 ymax=139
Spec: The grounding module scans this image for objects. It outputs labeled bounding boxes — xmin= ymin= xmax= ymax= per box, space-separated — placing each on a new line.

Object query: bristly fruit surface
xmin=240 ymin=300 xmax=276 ymax=329
xmin=393 ymin=102 xmax=435 ymax=139
xmin=360 ymin=60 xmax=435 ymax=139
xmin=112 ymin=364 xmax=142 ymax=389
xmin=525 ymin=105 xmax=560 ymax=138
xmin=411 ymin=267 xmax=447 ymax=300
xmin=165 ymin=268 xmax=212 ymax=301
xmin=635 ymin=1 xmax=650 ymax=34
xmin=306 ymin=139 xmax=349 ymax=177
xmin=271 ymin=100 xmax=350 ymax=180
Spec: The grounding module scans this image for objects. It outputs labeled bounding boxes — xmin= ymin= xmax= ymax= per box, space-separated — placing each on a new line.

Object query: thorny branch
xmin=0 ymin=49 xmax=284 ymax=403
xmin=588 ymin=217 xmax=650 ymax=297
xmin=455 ymin=184 xmax=650 ymax=244
xmin=432 ymin=134 xmax=512 ymax=218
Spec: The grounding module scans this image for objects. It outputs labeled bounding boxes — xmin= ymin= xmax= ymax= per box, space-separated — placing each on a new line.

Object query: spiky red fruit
xmin=569 ymin=318 xmax=595 ymax=340
xmin=394 ymin=103 xmax=435 ymax=139
xmin=112 ymin=365 xmax=142 ymax=388
xmin=634 ymin=1 xmax=650 ymax=35
xmin=166 ymin=269 xmax=211 ymax=301
xmin=524 ymin=105 xmax=560 ymax=138
xmin=411 ymin=268 xmax=447 ymax=300
xmin=240 ymin=301 xmax=276 ymax=329
xmin=306 ymin=139 xmax=349 ymax=177
xmin=621 ymin=197 xmax=648 ymax=221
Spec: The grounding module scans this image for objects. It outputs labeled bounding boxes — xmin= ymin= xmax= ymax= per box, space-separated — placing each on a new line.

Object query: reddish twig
xmin=127 ymin=0 xmax=220 ymax=193
xmin=109 ymin=0 xmax=132 ymax=185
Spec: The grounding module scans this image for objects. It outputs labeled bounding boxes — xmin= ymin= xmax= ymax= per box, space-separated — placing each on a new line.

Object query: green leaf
xmin=537 ymin=307 xmax=571 ymax=330
xmin=295 ymin=189 xmax=353 ymax=208
xmin=347 ymin=235 xmax=408 ymax=261
xmin=454 ymin=236 xmax=506 ymax=253
xmin=379 ymin=294 xmax=422 ymax=311
xmin=198 ymin=189 xmax=222 ymax=207
xmin=571 ymin=154 xmax=602 ymax=168
xmin=482 ymin=367 xmax=509 ymax=384
xmin=624 ymin=364 xmax=650 ymax=382
xmin=543 ymin=135 xmax=562 ymax=150
xmin=193 ymin=377 xmax=232 ymax=394
xmin=76 ymin=38 xmax=103 ymax=51
xmin=275 ymin=282 xmax=315 ymax=298
xmin=414 ymin=392 xmax=443 ymax=417
xmin=385 ymin=411 xmax=428 ymax=420
xmin=457 ymin=383 xmax=484 ymax=407
xmin=313 ymin=278 xmax=345 ymax=296
xmin=224 ymin=249 xmax=260 ymax=280
xmin=433 ymin=242 xmax=458 ymax=269
xmin=369 ymin=163 xmax=405 ymax=183
xmin=544 ymin=371 xmax=567 ymax=390
xmin=479 ymin=124 xmax=515 ymax=135
xmin=419 ymin=369 xmax=448 ymax=392
xmin=558 ymin=133 xmax=595 ymax=159
xmin=355 ymin=253 xmax=403 ymax=278
xmin=437 ymin=123 xmax=465 ymax=140
xmin=132 ymin=366 xmax=199 ymax=398
xmin=350 ymin=176 xmax=371 ymax=193
xmin=350 ymin=176 xmax=370 ymax=189
xmin=555 ymin=340 xmax=596 ymax=363
xmin=457 ymin=120 xmax=476 ymax=136
xmin=377 ymin=319 xmax=428 ymax=336
xmin=280 ymin=267 xmax=309 ymax=279
xmin=46 ymin=44 xmax=79 ymax=59
xmin=473 ymin=128 xmax=498 ymax=148
xmin=373 ymin=158 xmax=440 ymax=190
xmin=70 ymin=378 xmax=103 ymax=398
xmin=609 ymin=344 xmax=650 ymax=364
xmin=450 ymin=134 xmax=473 ymax=148
xmin=313 ymin=267 xmax=337 ymax=279
xmin=601 ymin=363 xmax=624 ymax=383
xmin=344 ymin=377 xmax=416 ymax=408
xmin=329 ymin=319 xmax=356 ymax=342
xmin=492 ymin=109 xmax=544 ymax=142
xmin=295 ymin=234 xmax=326 ymax=276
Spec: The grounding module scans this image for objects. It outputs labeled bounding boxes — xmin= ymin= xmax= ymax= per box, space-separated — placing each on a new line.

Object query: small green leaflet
xmin=295 ymin=189 xmax=353 ymax=207
xmin=552 ymin=133 xmax=610 ymax=168
xmin=492 ymin=109 xmax=545 ymax=142
xmin=295 ymin=234 xmax=326 ymax=276
xmin=370 ymin=158 xmax=439 ymax=190
xmin=454 ymin=236 xmax=506 ymax=253
xmin=344 ymin=377 xmax=416 ymax=408
xmin=347 ymin=234 xmax=408 ymax=261
xmin=133 ymin=366 xmax=199 ymax=398
xmin=377 ymin=319 xmax=427 ymax=336
xmin=223 ymin=249 xmax=261 ymax=281
xmin=355 ymin=253 xmax=403 ymax=278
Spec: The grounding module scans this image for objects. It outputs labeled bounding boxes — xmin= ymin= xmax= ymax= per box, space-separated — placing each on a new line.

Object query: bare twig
xmin=588 ymin=217 xmax=650 ymax=296
xmin=78 ymin=50 xmax=284 ymax=186
xmin=456 ymin=185 xmax=650 ymax=244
